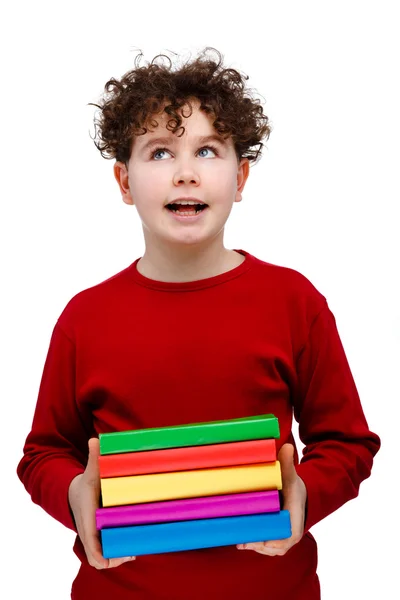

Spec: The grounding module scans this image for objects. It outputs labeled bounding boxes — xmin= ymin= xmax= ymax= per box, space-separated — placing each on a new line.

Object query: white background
xmin=2 ymin=1 xmax=399 ymax=598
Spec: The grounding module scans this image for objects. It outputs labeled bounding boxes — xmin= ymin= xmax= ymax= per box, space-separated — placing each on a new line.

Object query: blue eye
xmin=198 ymin=147 xmax=216 ymax=158
xmin=151 ymin=145 xmax=219 ymax=160
xmin=153 ymin=148 xmax=168 ymax=160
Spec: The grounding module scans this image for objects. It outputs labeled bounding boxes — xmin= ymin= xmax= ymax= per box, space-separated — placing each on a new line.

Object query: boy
xmin=17 ymin=47 xmax=380 ymax=599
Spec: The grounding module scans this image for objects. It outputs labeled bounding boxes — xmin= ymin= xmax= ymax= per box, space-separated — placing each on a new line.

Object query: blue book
xmin=101 ymin=510 xmax=291 ymax=558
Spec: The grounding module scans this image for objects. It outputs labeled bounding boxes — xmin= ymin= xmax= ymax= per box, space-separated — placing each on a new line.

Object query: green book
xmin=99 ymin=414 xmax=280 ymax=455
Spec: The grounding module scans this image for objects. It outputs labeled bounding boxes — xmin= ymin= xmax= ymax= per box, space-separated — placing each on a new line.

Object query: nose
xmin=173 ymin=163 xmax=200 ymax=186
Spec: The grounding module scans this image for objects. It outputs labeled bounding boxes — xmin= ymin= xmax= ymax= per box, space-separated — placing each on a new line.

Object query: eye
xmin=150 ymin=145 xmax=219 ymax=160
xmin=152 ymin=148 xmax=169 ymax=160
xmin=198 ymin=145 xmax=219 ymax=158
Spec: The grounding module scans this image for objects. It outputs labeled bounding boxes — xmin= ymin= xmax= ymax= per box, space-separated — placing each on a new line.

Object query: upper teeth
xmin=174 ymin=201 xmax=200 ymax=205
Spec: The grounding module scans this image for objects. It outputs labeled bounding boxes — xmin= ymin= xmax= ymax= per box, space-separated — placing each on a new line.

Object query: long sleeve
xmin=17 ymin=322 xmax=92 ymax=532
xmin=293 ymin=301 xmax=381 ymax=532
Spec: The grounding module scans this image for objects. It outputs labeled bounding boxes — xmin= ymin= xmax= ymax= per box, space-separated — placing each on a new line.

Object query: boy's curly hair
xmin=88 ymin=47 xmax=272 ymax=167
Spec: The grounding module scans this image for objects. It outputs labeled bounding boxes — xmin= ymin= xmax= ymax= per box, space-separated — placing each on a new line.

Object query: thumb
xmin=85 ymin=437 xmax=100 ymax=482
xmin=278 ymin=443 xmax=297 ymax=486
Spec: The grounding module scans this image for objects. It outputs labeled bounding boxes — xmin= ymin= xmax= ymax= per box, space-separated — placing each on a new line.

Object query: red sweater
xmin=17 ymin=249 xmax=380 ymax=600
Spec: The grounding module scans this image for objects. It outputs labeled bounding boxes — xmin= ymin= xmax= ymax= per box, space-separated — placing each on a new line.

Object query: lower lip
xmin=165 ymin=207 xmax=209 ymax=222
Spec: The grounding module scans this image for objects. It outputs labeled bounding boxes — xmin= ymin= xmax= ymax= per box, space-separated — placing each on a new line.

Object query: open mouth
xmin=166 ymin=203 xmax=208 ymax=215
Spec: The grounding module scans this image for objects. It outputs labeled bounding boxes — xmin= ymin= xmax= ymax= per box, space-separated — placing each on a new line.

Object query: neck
xmin=136 ymin=238 xmax=244 ymax=283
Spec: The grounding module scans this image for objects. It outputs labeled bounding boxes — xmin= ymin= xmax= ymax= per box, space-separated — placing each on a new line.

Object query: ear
xmin=114 ymin=161 xmax=134 ymax=206
xmin=235 ymin=158 xmax=250 ymax=203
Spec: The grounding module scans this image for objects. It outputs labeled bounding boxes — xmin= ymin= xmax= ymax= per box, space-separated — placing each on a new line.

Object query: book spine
xmin=96 ymin=490 xmax=280 ymax=529
xmin=99 ymin=414 xmax=279 ymax=455
xmin=99 ymin=439 xmax=277 ymax=478
xmin=101 ymin=510 xmax=291 ymax=558
xmin=100 ymin=462 xmax=282 ymax=507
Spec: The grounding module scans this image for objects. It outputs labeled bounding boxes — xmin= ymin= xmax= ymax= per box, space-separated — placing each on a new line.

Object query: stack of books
xmin=96 ymin=414 xmax=291 ymax=558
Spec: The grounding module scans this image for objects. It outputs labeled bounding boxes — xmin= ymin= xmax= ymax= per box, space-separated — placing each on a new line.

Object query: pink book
xmin=96 ymin=489 xmax=280 ymax=529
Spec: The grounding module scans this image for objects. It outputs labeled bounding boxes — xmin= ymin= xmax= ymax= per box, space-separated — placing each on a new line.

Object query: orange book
xmin=99 ymin=438 xmax=276 ymax=478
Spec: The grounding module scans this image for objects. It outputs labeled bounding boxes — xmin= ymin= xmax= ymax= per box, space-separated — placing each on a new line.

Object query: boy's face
xmin=114 ymin=98 xmax=249 ymax=251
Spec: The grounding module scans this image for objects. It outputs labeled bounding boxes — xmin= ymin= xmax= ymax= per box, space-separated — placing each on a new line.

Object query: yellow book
xmin=101 ymin=462 xmax=282 ymax=507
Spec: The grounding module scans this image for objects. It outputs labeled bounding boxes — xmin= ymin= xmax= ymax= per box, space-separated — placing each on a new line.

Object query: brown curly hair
xmin=88 ymin=47 xmax=272 ymax=167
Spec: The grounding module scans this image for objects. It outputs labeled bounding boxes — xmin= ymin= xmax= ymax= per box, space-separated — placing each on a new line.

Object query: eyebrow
xmin=138 ymin=134 xmax=228 ymax=154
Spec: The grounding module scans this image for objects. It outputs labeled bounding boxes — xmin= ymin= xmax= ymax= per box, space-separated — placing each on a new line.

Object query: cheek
xmin=212 ymin=177 xmax=239 ymax=203
xmin=129 ymin=173 xmax=167 ymax=205
xmin=209 ymin=164 xmax=238 ymax=188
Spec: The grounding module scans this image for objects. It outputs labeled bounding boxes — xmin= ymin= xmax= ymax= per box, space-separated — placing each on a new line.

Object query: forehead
xmin=132 ymin=100 xmax=233 ymax=152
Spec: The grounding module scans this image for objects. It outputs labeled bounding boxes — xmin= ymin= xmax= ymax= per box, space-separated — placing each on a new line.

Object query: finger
xmin=86 ymin=438 xmax=101 ymax=484
xmin=278 ymin=443 xmax=297 ymax=487
xmin=253 ymin=546 xmax=289 ymax=556
xmin=237 ymin=542 xmax=267 ymax=551
xmin=80 ymin=441 xmax=106 ymax=567
xmin=106 ymin=556 xmax=136 ymax=568
xmin=279 ymin=483 xmax=305 ymax=537
xmin=262 ymin=538 xmax=292 ymax=550
xmin=239 ymin=541 xmax=291 ymax=556
xmin=241 ymin=542 xmax=264 ymax=551
xmin=277 ymin=447 xmax=305 ymax=536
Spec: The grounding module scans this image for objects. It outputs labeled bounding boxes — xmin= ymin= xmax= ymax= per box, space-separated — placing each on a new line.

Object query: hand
xmin=237 ymin=443 xmax=307 ymax=557
xmin=68 ymin=437 xmax=136 ymax=569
